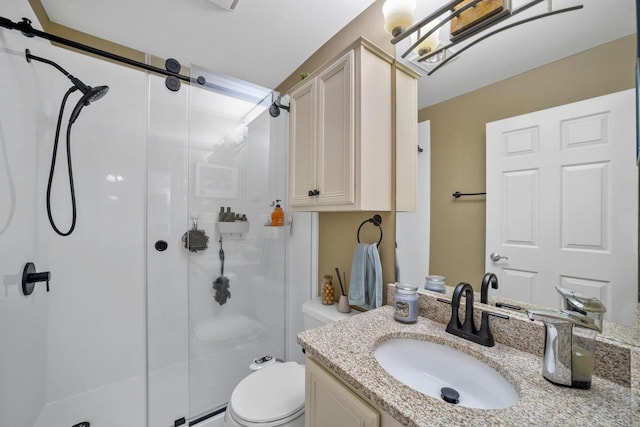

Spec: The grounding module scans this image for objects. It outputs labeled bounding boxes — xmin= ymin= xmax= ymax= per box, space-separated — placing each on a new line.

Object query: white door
xmin=486 ymin=89 xmax=638 ymax=326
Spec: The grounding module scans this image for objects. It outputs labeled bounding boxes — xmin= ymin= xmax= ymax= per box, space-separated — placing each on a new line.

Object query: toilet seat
xmin=228 ymin=362 xmax=305 ymax=426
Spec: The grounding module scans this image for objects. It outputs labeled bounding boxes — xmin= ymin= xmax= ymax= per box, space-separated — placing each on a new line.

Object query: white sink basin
xmin=373 ymin=338 xmax=519 ymax=409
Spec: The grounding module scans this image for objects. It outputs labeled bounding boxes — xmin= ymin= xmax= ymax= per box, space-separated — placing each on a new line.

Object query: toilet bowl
xmin=224 ymin=362 xmax=305 ymax=427
xmin=223 ymin=298 xmax=357 ymax=427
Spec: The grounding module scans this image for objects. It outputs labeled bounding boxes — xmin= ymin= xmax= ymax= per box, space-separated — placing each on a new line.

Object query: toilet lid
xmin=230 ymin=362 xmax=305 ymax=423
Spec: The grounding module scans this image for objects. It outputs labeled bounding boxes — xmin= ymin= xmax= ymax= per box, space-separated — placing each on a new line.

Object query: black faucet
xmin=480 ymin=273 xmax=498 ymax=304
xmin=442 ymin=282 xmax=509 ymax=347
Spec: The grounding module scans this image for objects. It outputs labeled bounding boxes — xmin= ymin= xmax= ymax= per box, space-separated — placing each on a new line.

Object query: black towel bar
xmin=357 ymin=215 xmax=383 ymax=246
xmin=452 ymin=191 xmax=486 ymax=198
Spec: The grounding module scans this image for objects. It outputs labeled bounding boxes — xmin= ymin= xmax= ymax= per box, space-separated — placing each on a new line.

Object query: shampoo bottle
xmin=271 ymin=200 xmax=284 ymax=226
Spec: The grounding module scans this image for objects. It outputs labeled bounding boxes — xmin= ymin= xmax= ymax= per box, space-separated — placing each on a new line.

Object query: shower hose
xmin=46 ymin=86 xmax=78 ymax=236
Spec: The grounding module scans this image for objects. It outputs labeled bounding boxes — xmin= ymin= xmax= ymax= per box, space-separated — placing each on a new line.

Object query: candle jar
xmin=424 ymin=275 xmax=446 ymax=293
xmin=394 ymin=284 xmax=418 ymax=323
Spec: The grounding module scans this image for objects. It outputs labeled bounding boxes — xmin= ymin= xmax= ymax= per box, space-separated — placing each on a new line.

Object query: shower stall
xmin=0 ymin=4 xmax=308 ymax=426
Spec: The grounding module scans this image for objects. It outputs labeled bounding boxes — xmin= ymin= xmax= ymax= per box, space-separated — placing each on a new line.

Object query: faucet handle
xmin=555 ymin=286 xmax=606 ymax=314
xmin=484 ymin=310 xmax=509 ymax=321
xmin=527 ymin=309 xmax=601 ymax=331
xmin=476 ymin=310 xmax=510 ymax=347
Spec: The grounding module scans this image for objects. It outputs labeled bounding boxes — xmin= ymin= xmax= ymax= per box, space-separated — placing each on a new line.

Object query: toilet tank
xmin=302 ymin=298 xmax=358 ymax=330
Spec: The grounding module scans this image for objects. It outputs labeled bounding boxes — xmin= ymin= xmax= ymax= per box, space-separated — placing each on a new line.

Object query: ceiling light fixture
xmin=382 ymin=0 xmax=416 ymax=36
xmin=383 ymin=0 xmax=583 ymax=76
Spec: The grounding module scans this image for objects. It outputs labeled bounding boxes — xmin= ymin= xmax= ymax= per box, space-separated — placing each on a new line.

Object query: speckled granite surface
xmin=298 ymin=305 xmax=635 ymax=427
xmin=387 ymin=284 xmax=635 ymax=387
xmin=632 ymin=347 xmax=640 ymax=425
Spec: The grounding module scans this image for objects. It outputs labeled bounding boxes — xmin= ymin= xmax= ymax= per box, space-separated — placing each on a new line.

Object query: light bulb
xmin=383 ymin=0 xmax=416 ymax=37
xmin=411 ymin=19 xmax=441 ymax=57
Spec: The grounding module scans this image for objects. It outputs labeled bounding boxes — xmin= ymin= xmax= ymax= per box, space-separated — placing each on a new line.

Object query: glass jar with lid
xmin=424 ymin=275 xmax=446 ymax=293
xmin=394 ymin=284 xmax=418 ymax=323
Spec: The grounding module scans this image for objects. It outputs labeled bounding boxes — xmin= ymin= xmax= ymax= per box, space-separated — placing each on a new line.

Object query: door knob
xmin=490 ymin=253 xmax=508 ymax=262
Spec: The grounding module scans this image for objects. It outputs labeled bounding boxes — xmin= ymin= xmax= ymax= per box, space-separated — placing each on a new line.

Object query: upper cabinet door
xmin=289 ymin=77 xmax=317 ymax=207
xmin=316 ymin=51 xmax=355 ymax=207
xmin=287 ymin=38 xmax=400 ymax=212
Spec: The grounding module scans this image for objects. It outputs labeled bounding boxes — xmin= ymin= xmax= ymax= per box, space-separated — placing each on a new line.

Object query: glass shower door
xmin=186 ymin=65 xmax=289 ymax=422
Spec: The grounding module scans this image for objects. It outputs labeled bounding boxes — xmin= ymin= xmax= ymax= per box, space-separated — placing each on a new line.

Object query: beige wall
xmin=420 ymin=35 xmax=636 ymax=290
xmin=276 ymin=0 xmax=392 ymax=94
xmin=277 ymin=0 xmax=398 ymax=300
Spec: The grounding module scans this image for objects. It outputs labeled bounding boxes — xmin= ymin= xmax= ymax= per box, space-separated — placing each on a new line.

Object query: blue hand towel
xmin=349 ymin=243 xmax=382 ymax=309
xmin=348 ymin=243 xmax=368 ymax=306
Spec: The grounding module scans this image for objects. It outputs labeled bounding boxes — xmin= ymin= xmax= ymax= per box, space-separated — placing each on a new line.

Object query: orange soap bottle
xmin=271 ymin=200 xmax=284 ymax=226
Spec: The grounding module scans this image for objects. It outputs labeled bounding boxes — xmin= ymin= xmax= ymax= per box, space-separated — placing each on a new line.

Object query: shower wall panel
xmin=0 ymin=3 xmax=52 ymax=425
xmin=1 ymin=1 xmax=147 ymax=424
xmin=32 ymin=46 xmax=147 ymax=426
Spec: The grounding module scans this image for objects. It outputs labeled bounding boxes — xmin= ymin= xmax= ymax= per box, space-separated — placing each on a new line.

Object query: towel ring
xmin=357 ymin=214 xmax=383 ymax=246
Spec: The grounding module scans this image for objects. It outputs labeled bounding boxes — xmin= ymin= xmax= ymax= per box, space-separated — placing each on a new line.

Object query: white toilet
xmin=223 ymin=298 xmax=357 ymax=427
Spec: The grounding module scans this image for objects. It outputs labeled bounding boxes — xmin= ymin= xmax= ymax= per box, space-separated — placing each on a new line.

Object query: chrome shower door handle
xmin=490 ymin=252 xmax=508 ymax=262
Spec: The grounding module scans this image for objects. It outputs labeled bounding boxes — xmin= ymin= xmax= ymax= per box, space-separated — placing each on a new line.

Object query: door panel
xmin=290 ymin=79 xmax=317 ymax=207
xmin=486 ymin=89 xmax=637 ymax=325
xmin=316 ymin=51 xmax=354 ymax=206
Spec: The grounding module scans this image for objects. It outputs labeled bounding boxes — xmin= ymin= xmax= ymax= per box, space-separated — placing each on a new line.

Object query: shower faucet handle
xmin=21 ymin=262 xmax=51 ymax=295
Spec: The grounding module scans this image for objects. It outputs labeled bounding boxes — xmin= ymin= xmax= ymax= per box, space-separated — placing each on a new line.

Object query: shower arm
xmin=25 ymin=50 xmax=70 ymax=76
xmin=26 ymin=49 xmax=98 ymax=96
xmin=0 ymin=16 xmax=192 ymax=84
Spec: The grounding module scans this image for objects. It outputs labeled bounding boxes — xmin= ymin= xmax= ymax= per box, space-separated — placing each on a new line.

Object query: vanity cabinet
xmin=305 ymin=356 xmax=402 ymax=427
xmin=289 ymin=38 xmax=394 ymax=211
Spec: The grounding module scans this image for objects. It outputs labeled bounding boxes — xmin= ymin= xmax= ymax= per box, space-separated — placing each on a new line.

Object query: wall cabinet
xmin=305 ymin=356 xmax=402 ymax=427
xmin=395 ymin=64 xmax=420 ymax=212
xmin=289 ymin=38 xmax=394 ymax=211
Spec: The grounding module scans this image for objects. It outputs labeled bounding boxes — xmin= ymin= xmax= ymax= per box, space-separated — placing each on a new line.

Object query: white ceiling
xmin=38 ymin=0 xmax=376 ymax=90
xmin=37 ymin=0 xmax=637 ymax=109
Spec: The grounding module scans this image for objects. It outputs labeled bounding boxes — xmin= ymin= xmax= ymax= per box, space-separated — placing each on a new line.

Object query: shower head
xmin=269 ymin=96 xmax=290 ymax=118
xmin=85 ymin=85 xmax=109 ymax=103
xmin=69 ymin=85 xmax=109 ymax=124
xmin=69 ymin=75 xmax=109 ymax=102
xmin=69 ymin=86 xmax=109 ymax=124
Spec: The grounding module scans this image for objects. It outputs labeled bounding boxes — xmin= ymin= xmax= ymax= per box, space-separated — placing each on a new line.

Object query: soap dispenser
xmin=271 ymin=200 xmax=284 ymax=227
xmin=527 ymin=309 xmax=600 ymax=389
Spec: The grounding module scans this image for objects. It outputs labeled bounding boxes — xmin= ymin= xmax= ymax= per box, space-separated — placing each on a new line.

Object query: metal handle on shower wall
xmin=21 ymin=262 xmax=51 ymax=295
xmin=489 ymin=253 xmax=509 ymax=262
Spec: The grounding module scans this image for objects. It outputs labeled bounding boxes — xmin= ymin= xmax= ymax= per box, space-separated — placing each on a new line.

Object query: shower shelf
xmin=216 ymin=221 xmax=249 ymax=235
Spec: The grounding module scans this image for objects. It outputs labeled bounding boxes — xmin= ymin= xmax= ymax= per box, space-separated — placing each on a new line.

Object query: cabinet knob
xmin=308 ymin=189 xmax=320 ymax=197
xmin=308 ymin=190 xmax=314 ymax=197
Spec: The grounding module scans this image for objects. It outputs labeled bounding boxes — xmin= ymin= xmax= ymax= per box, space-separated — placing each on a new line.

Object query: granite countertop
xmin=298 ymin=305 xmax=633 ymax=427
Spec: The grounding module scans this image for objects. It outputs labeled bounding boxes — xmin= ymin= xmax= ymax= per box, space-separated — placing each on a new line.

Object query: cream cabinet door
xmin=315 ymin=50 xmax=355 ymax=206
xmin=306 ymin=357 xmax=379 ymax=427
xmin=289 ymin=77 xmax=317 ymax=207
